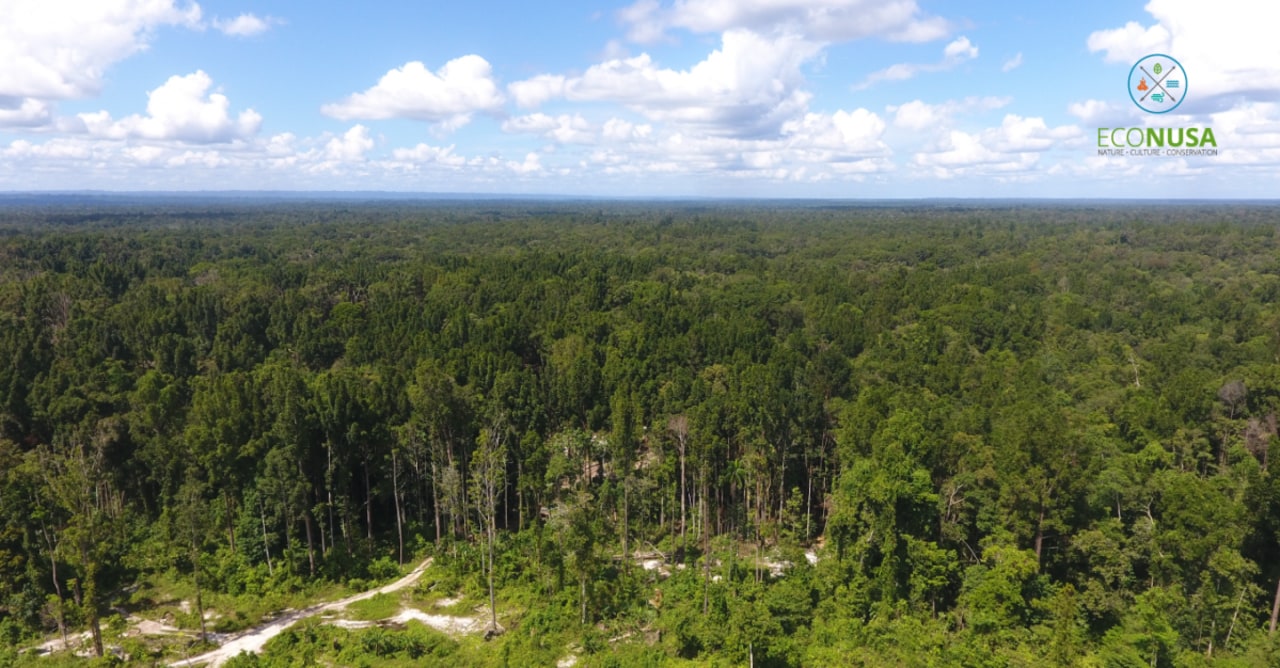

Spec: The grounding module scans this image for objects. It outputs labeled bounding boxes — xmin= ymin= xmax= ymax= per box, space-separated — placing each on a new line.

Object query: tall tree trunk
xmin=1270 ymin=576 xmax=1280 ymax=635
xmin=259 ymin=499 xmax=273 ymax=577
xmin=778 ymin=437 xmax=788 ymax=540
xmin=432 ymin=458 xmax=442 ymax=544
xmin=621 ymin=476 xmax=629 ymax=569
xmin=364 ymin=454 xmax=374 ymax=541
xmin=224 ymin=492 xmax=236 ymax=554
xmin=702 ymin=477 xmax=711 ymax=616
xmin=82 ymin=549 xmax=103 ymax=658
xmin=302 ymin=508 xmax=316 ymax=576
xmin=804 ymin=447 xmax=813 ymax=541
xmin=326 ymin=440 xmax=335 ymax=556
xmin=393 ymin=449 xmax=404 ymax=564
xmin=43 ymin=527 xmax=68 ymax=650
xmin=488 ymin=512 xmax=498 ymax=631
xmin=679 ymin=442 xmax=687 ymax=564
xmin=1034 ymin=506 xmax=1046 ymax=564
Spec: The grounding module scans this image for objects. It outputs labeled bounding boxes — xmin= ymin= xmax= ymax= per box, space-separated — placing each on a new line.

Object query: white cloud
xmin=989 ymin=114 xmax=1081 ymax=152
xmin=620 ymin=0 xmax=949 ymax=44
xmin=602 ymin=117 xmax=653 ymax=141
xmin=1001 ymin=52 xmax=1023 ymax=73
xmin=1087 ymin=0 xmax=1280 ymax=104
xmin=76 ymin=70 xmax=261 ymax=143
xmin=390 ymin=143 xmax=466 ymax=166
xmin=0 ymin=97 xmax=53 ymax=127
xmin=124 ymin=145 xmax=165 ymax=165
xmin=213 ymin=13 xmax=280 ymax=37
xmin=781 ymin=108 xmax=888 ymax=157
xmin=167 ymin=149 xmax=228 ymax=168
xmin=912 ymin=114 xmax=1081 ymax=178
xmin=889 ymin=96 xmax=1010 ymax=131
xmin=1086 ymin=21 xmax=1172 ymax=67
xmin=511 ymin=30 xmax=818 ymax=137
xmin=2 ymin=138 xmax=96 ymax=160
xmin=502 ymin=114 xmax=596 ymax=144
xmin=508 ymin=75 xmax=568 ymax=109
xmin=915 ymin=130 xmax=1035 ymax=174
xmin=0 ymin=0 xmax=201 ymax=101
xmin=1067 ymin=99 xmax=1139 ymax=126
xmin=509 ymin=152 xmax=543 ymax=174
xmin=943 ymin=36 xmax=978 ymax=60
xmin=324 ymin=125 xmax=374 ymax=162
xmin=856 ymin=36 xmax=977 ymax=89
xmin=322 ymin=57 xmax=504 ymax=130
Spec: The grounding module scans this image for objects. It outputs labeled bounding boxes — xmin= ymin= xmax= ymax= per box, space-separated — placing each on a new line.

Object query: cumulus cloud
xmin=620 ymin=0 xmax=949 ymax=44
xmin=510 ymin=30 xmax=818 ymax=137
xmin=1067 ymin=99 xmax=1141 ymax=127
xmin=602 ymin=118 xmax=653 ymax=141
xmin=322 ymin=57 xmax=504 ymax=130
xmin=390 ymin=143 xmax=466 ymax=166
xmin=781 ymin=109 xmax=888 ymax=157
xmin=856 ymin=36 xmax=977 ymax=89
xmin=0 ymin=97 xmax=53 ymax=128
xmin=889 ymin=96 xmax=1010 ymax=131
xmin=508 ymin=75 xmax=568 ymax=109
xmin=1001 ymin=52 xmax=1023 ymax=73
xmin=502 ymin=114 xmax=596 ymax=144
xmin=324 ymin=125 xmax=374 ymax=162
xmin=912 ymin=114 xmax=1081 ymax=178
xmin=76 ymin=70 xmax=261 ymax=143
xmin=213 ymin=13 xmax=281 ymax=37
xmin=0 ymin=0 xmax=201 ymax=101
xmin=1087 ymin=0 xmax=1280 ymax=105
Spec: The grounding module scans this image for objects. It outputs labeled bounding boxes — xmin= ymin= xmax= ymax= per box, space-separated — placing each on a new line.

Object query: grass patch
xmin=347 ymin=592 xmax=402 ymax=622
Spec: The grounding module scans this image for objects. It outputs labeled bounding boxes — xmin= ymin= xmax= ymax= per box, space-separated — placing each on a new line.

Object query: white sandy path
xmin=170 ymin=557 xmax=433 ymax=668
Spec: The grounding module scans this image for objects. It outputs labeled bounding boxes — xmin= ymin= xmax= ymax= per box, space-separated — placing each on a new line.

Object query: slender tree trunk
xmin=224 ymin=492 xmax=236 ymax=554
xmin=302 ymin=508 xmax=316 ymax=576
xmin=621 ymin=476 xmax=629 ymax=569
xmin=1224 ymin=588 xmax=1245 ymax=649
xmin=702 ymin=477 xmax=711 ymax=616
xmin=488 ymin=513 xmax=497 ymax=631
xmin=431 ymin=458 xmax=442 ymax=544
xmin=43 ymin=527 xmax=68 ymax=650
xmin=393 ymin=449 xmax=404 ymax=564
xmin=805 ymin=448 xmax=813 ymax=541
xmin=1034 ymin=506 xmax=1046 ymax=564
xmin=326 ymin=440 xmax=335 ymax=556
xmin=364 ymin=454 xmax=373 ymax=541
xmin=280 ymin=492 xmax=293 ymax=567
xmin=1270 ymin=576 xmax=1280 ymax=635
xmin=679 ymin=442 xmax=687 ymax=564
xmin=259 ymin=499 xmax=273 ymax=577
xmin=778 ymin=438 xmax=788 ymax=540
xmin=82 ymin=550 xmax=103 ymax=657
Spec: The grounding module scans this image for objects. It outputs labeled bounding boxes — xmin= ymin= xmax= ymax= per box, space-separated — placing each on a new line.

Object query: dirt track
xmin=170 ymin=557 xmax=433 ymax=667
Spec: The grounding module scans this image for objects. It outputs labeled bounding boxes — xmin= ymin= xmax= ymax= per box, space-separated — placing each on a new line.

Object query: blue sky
xmin=1 ymin=0 xmax=1275 ymax=197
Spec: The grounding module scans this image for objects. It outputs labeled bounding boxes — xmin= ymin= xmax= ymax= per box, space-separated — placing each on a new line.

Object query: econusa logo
xmin=1129 ymin=54 xmax=1185 ymax=114
xmin=1096 ymin=54 xmax=1219 ymax=157
xmin=1098 ymin=127 xmax=1216 ymax=148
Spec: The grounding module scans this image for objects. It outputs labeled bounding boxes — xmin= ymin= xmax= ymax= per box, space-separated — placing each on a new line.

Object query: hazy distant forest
xmin=1 ymin=201 xmax=1280 ymax=667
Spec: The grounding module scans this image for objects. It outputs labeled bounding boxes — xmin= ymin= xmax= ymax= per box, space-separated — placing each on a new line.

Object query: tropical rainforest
xmin=0 ymin=200 xmax=1279 ymax=667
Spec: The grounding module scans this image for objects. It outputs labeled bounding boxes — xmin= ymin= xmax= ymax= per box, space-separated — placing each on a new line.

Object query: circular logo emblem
xmin=1129 ymin=54 xmax=1185 ymax=114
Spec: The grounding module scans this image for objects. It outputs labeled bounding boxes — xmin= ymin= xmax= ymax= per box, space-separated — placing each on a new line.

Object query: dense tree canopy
xmin=1 ymin=200 xmax=1279 ymax=665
